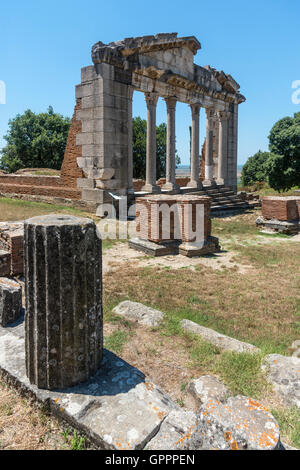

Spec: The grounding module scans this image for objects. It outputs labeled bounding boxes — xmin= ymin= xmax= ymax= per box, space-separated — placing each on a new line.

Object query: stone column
xmin=188 ymin=104 xmax=202 ymax=189
xmin=203 ymin=108 xmax=216 ymax=187
xmin=142 ymin=93 xmax=161 ymax=194
xmin=25 ymin=214 xmax=102 ymax=390
xmin=162 ymin=97 xmax=180 ymax=193
xmin=127 ymin=86 xmax=134 ymax=196
xmin=216 ymin=111 xmax=229 ymax=186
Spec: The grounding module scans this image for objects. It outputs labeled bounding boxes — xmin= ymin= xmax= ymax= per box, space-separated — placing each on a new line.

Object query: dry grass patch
xmin=0 ymin=381 xmax=67 ymax=450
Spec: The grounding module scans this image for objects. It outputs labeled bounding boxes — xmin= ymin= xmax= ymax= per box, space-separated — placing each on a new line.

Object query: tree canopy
xmin=266 ymin=113 xmax=300 ymax=191
xmin=132 ymin=116 xmax=180 ymax=180
xmin=242 ymin=112 xmax=300 ymax=191
xmin=0 ymin=107 xmax=70 ymax=173
xmin=241 ymin=150 xmax=270 ymax=186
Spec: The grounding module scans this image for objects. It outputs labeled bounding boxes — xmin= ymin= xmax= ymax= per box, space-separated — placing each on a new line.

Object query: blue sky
xmin=0 ymin=0 xmax=299 ymax=166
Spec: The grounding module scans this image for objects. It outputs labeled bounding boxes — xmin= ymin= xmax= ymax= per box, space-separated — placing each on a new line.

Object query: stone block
xmin=113 ymin=301 xmax=164 ymax=327
xmin=261 ymin=354 xmax=300 ymax=409
xmin=190 ymin=396 xmax=281 ymax=450
xmin=188 ymin=375 xmax=231 ymax=406
xmin=81 ymin=66 xmax=97 ymax=83
xmin=76 ymin=132 xmax=94 ymax=146
xmin=81 ymin=188 xmax=107 ymax=203
xmin=0 ymin=222 xmax=24 ymax=275
xmin=0 ymin=250 xmax=10 ymax=277
xmin=0 ymin=278 xmax=22 ymax=327
xmin=145 ymin=410 xmax=197 ymax=450
xmin=181 ymin=319 xmax=260 ymax=353
xmin=76 ymin=178 xmax=95 ymax=189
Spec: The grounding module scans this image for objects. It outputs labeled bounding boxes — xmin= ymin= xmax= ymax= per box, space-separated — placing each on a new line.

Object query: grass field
xmin=0 ymin=198 xmax=299 ymax=449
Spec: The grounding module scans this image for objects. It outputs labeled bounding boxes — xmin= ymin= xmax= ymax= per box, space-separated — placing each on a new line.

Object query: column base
xmin=202 ymin=179 xmax=217 ymax=188
xmin=161 ymin=182 xmax=180 ymax=194
xmin=216 ymin=178 xmax=225 ymax=186
xmin=187 ymin=180 xmax=203 ymax=189
xmin=141 ymin=183 xmax=161 ymax=194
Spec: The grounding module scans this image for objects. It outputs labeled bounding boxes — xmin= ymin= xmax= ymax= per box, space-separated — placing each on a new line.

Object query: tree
xmin=132 ymin=116 xmax=180 ymax=179
xmin=0 ymin=107 xmax=70 ymax=173
xmin=241 ymin=150 xmax=270 ymax=186
xmin=266 ymin=113 xmax=300 ymax=191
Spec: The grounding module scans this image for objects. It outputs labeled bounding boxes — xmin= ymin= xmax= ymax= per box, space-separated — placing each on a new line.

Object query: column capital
xmin=145 ymin=92 xmax=159 ymax=108
xmin=164 ymin=96 xmax=177 ymax=110
xmin=205 ymin=108 xmax=216 ymax=120
xmin=217 ymin=110 xmax=231 ymax=122
xmin=190 ymin=103 xmax=201 ymax=115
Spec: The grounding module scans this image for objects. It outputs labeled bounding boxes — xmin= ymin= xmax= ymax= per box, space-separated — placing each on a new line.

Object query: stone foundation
xmin=0 ymin=222 xmax=24 ymax=276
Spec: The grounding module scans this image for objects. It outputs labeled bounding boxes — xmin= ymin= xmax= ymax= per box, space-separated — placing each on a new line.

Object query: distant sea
xmin=176 ymin=165 xmax=190 ymax=176
xmin=176 ymin=164 xmax=243 ymax=177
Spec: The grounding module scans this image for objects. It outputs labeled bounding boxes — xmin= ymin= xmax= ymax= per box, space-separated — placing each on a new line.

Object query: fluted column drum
xmin=24 ymin=214 xmax=102 ymax=390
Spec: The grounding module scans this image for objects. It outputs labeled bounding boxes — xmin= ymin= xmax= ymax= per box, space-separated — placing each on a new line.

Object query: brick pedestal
xmin=24 ymin=214 xmax=102 ymax=390
xmin=257 ymin=197 xmax=300 ymax=235
xmin=262 ymin=196 xmax=300 ymax=222
xmin=131 ymin=194 xmax=220 ymax=257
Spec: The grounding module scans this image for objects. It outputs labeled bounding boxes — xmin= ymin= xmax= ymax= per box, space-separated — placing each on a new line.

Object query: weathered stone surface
xmin=145 ymin=410 xmax=197 ymax=450
xmin=188 ymin=375 xmax=231 ymax=406
xmin=181 ymin=319 xmax=260 ymax=353
xmin=261 ymin=354 xmax=300 ymax=409
xmin=256 ymin=216 xmax=300 ymax=235
xmin=190 ymin=396 xmax=281 ymax=450
xmin=113 ymin=300 xmax=164 ymax=327
xmin=290 ymin=340 xmax=300 ymax=358
xmin=0 ymin=322 xmax=177 ymax=450
xmin=0 ymin=278 xmax=22 ymax=327
xmin=24 ymin=214 xmax=102 ymax=390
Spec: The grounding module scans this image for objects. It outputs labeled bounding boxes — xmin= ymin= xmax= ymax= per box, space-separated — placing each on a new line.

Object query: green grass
xmin=105 ymin=330 xmax=129 ymax=355
xmin=0 ymin=196 xmax=92 ymax=221
xmin=272 ymin=406 xmax=300 ymax=449
xmin=62 ymin=428 xmax=86 ymax=450
xmin=213 ymin=351 xmax=269 ymax=398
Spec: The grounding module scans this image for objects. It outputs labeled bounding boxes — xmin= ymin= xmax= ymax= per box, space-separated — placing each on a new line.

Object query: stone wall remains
xmin=60 ymin=98 xmax=84 ymax=188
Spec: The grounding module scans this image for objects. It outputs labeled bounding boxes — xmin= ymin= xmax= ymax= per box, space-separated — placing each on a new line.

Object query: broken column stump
xmin=24 ymin=214 xmax=102 ymax=390
xmin=0 ymin=277 xmax=22 ymax=327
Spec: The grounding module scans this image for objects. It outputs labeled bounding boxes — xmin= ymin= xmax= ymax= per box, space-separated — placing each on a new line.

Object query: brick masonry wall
xmin=136 ymin=195 xmax=211 ymax=244
xmin=177 ymin=195 xmax=211 ymax=242
xmin=60 ymin=98 xmax=84 ymax=188
xmin=0 ymin=175 xmax=64 ymax=187
xmin=262 ymin=197 xmax=300 ymax=222
xmin=0 ymin=182 xmax=81 ymax=200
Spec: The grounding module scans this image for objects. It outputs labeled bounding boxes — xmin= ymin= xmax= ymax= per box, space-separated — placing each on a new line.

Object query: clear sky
xmin=1 ymin=0 xmax=300 ymax=166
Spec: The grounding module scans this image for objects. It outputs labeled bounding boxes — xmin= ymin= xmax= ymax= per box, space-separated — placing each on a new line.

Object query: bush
xmin=241 ymin=151 xmax=270 ymax=186
xmin=0 ymin=107 xmax=70 ymax=173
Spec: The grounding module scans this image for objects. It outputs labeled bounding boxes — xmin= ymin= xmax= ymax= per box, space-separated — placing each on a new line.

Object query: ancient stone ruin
xmin=130 ymin=194 xmax=220 ymax=256
xmin=24 ymin=214 xmax=102 ymax=389
xmin=0 ymin=33 xmax=246 ymax=216
xmin=0 ymin=213 xmax=299 ymax=449
xmin=257 ymin=196 xmax=300 ymax=234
